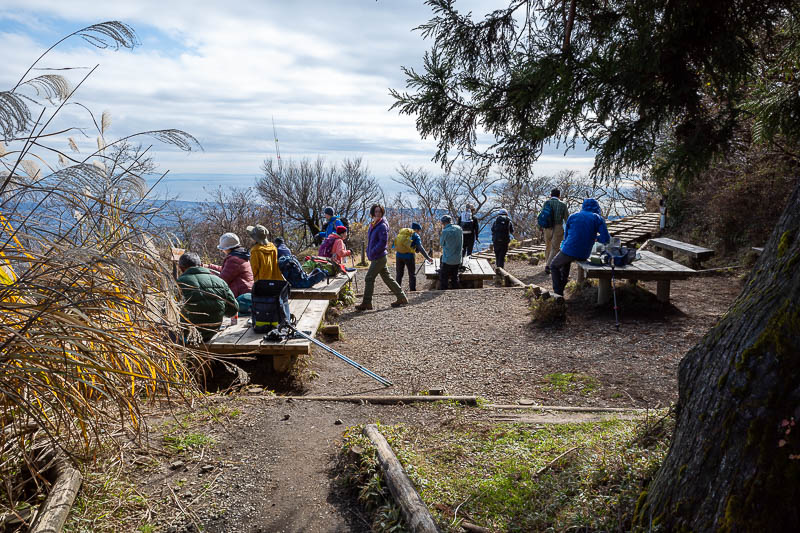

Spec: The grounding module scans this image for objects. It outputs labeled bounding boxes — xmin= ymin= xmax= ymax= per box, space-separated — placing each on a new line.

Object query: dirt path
xmin=137 ymin=259 xmax=740 ymax=532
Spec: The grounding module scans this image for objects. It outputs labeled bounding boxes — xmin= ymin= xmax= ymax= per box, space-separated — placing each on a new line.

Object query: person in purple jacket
xmin=355 ymin=204 xmax=409 ymax=311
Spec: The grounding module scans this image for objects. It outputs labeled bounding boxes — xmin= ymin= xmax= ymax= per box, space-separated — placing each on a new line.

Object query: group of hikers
xmin=174 ymin=194 xmax=609 ymax=342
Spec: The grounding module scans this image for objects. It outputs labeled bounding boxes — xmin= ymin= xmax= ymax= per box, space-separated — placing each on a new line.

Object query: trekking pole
xmin=610 ymin=263 xmax=620 ymax=331
xmin=287 ymin=325 xmax=392 ymax=386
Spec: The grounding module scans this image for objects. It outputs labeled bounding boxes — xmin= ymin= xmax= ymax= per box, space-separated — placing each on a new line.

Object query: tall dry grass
xmin=0 ymin=22 xmax=202 ymax=520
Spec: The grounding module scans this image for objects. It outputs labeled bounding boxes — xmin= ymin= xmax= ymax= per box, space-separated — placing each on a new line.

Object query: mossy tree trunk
xmin=637 ymin=183 xmax=800 ymax=530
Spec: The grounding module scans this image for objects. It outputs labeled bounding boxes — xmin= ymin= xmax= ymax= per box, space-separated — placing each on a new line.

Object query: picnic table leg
xmin=474 ymin=279 xmax=483 ymax=288
xmin=577 ymin=267 xmax=585 ymax=283
xmin=658 ymin=247 xmax=674 ymax=261
xmin=597 ymin=278 xmax=612 ymax=304
xmin=656 ymin=280 xmax=670 ymax=303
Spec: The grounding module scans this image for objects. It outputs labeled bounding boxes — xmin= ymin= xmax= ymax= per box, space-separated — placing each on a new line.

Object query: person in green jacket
xmin=177 ymin=252 xmax=239 ymax=343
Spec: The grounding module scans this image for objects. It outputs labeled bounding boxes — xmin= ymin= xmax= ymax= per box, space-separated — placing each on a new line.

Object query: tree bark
xmin=637 ymin=182 xmax=800 ymax=530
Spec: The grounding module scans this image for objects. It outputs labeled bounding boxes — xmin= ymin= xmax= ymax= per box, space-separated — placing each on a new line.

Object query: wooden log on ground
xmin=30 ymin=459 xmax=82 ymax=533
xmin=462 ymin=522 xmax=492 ymax=533
xmin=495 ymin=267 xmax=525 ymax=287
xmin=276 ymin=395 xmax=478 ymax=405
xmin=363 ymin=424 xmax=440 ymax=533
xmin=486 ymin=404 xmax=652 ymax=413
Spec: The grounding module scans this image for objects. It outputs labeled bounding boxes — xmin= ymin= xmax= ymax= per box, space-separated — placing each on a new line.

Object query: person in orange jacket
xmin=247 ymin=224 xmax=289 ymax=323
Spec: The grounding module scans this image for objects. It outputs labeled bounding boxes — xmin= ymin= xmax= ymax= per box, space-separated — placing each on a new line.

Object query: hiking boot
xmin=390 ymin=300 xmax=407 ymax=308
xmin=544 ymin=266 xmax=551 ymax=275
xmin=355 ymin=302 xmax=373 ymax=311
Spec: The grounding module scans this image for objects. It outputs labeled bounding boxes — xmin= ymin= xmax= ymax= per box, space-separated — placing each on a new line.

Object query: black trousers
xmin=462 ymin=232 xmax=475 ymax=257
xmin=396 ymin=255 xmax=416 ymax=291
xmin=550 ymin=251 xmax=577 ymax=296
xmin=493 ymin=241 xmax=509 ymax=268
xmin=439 ymin=262 xmax=460 ymax=290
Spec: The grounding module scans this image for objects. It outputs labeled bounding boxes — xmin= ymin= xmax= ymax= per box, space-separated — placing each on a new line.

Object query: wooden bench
xmin=424 ymin=257 xmax=496 ymax=288
xmin=288 ymin=269 xmax=356 ymax=300
xmin=206 ymin=299 xmax=329 ymax=371
xmin=576 ymin=250 xmax=696 ymax=304
xmin=649 ymin=237 xmax=714 ymax=269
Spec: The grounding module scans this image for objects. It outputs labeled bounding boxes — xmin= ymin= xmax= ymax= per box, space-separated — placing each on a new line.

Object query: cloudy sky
xmin=0 ymin=0 xmax=595 ymax=201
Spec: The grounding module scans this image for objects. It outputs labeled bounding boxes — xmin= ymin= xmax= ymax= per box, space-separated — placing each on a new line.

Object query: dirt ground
xmin=135 ymin=256 xmax=743 ymax=532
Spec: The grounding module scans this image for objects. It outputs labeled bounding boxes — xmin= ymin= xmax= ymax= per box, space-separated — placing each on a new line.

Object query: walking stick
xmin=350 ymin=254 xmax=359 ymax=294
xmin=610 ymin=263 xmax=620 ymax=331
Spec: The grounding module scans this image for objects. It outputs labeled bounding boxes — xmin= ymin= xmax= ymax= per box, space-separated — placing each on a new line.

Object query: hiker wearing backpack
xmin=356 ymin=204 xmax=409 ymax=310
xmin=247 ymin=224 xmax=290 ymax=323
xmin=439 ymin=214 xmax=463 ymax=290
xmin=491 ymin=209 xmax=514 ymax=268
xmin=550 ymin=198 xmax=610 ymax=297
xmin=329 ymin=225 xmax=353 ymax=265
xmin=205 ymin=233 xmax=254 ymax=298
xmin=538 ymin=189 xmax=569 ymax=274
xmin=458 ymin=204 xmax=480 ymax=258
xmin=316 ymin=206 xmax=346 ymax=244
xmin=393 ymin=222 xmax=433 ymax=292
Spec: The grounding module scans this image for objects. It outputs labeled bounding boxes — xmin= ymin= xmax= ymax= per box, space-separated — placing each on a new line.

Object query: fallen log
xmin=363 ymin=424 xmax=439 ymax=533
xmin=486 ymin=404 xmax=653 ymax=413
xmin=462 ymin=521 xmax=492 ymax=533
xmin=29 ymin=458 xmax=82 ymax=533
xmin=494 ymin=267 xmax=525 ymax=287
xmin=276 ymin=395 xmax=478 ymax=405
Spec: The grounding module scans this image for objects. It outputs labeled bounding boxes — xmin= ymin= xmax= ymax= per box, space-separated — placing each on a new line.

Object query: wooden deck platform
xmin=289 ymin=270 xmax=356 ymax=300
xmin=606 ymin=212 xmax=661 ymax=246
xmin=205 ymin=299 xmax=329 ymax=370
xmin=424 ymin=257 xmax=496 ymax=287
xmin=577 ymin=250 xmax=695 ymax=304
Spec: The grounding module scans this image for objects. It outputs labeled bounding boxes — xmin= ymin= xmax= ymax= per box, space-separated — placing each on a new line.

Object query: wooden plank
xmin=294 ymin=299 xmax=329 ymax=334
xmin=650 ymin=237 xmax=714 ymax=259
xmin=289 ymin=270 xmax=355 ymax=300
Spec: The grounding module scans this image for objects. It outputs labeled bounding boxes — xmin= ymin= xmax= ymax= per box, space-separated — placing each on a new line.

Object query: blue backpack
xmin=278 ymin=255 xmax=329 ymax=289
xmin=537 ymin=201 xmax=553 ymax=229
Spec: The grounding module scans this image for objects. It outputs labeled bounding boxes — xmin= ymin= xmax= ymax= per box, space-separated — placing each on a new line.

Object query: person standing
xmin=458 ymin=204 xmax=480 ymax=257
xmin=356 ymin=204 xmax=409 ymax=310
xmin=491 ymin=209 xmax=514 ymax=268
xmin=247 ymin=224 xmax=290 ymax=324
xmin=177 ymin=252 xmax=238 ymax=343
xmin=543 ymin=189 xmax=569 ymax=274
xmin=394 ymin=221 xmax=433 ymax=292
xmin=550 ymin=198 xmax=610 ymax=297
xmin=205 ymin=232 xmax=254 ymax=298
xmin=439 ymin=215 xmax=463 ymax=290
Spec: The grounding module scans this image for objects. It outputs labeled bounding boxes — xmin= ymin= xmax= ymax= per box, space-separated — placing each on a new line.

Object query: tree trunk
xmin=637 ymin=182 xmax=800 ymax=530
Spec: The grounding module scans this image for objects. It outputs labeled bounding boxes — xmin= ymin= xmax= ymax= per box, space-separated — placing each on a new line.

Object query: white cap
xmin=217 ymin=232 xmax=240 ymax=250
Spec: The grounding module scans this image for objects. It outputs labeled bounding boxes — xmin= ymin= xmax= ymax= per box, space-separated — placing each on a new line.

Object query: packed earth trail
xmin=135 ymin=262 xmax=741 ymax=532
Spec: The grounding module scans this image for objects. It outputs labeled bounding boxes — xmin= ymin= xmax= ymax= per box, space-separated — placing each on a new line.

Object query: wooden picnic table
xmin=650 ymin=237 xmax=714 ymax=269
xmin=288 ymin=269 xmax=356 ymax=300
xmin=424 ymin=257 xmax=496 ymax=288
xmin=576 ymin=250 xmax=695 ymax=304
xmin=206 ymin=299 xmax=329 ymax=371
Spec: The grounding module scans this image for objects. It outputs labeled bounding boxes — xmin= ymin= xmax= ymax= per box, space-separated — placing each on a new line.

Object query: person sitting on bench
xmin=177 ymin=252 xmax=238 ymax=343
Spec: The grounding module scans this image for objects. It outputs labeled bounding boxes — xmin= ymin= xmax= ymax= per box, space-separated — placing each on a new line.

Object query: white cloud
xmin=0 ymin=1 xmax=595 ymax=200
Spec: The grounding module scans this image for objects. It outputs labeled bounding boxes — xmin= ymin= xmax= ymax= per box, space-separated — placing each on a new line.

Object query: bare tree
xmin=495 ymin=171 xmax=552 ymax=240
xmin=256 ymin=156 xmax=383 ymax=245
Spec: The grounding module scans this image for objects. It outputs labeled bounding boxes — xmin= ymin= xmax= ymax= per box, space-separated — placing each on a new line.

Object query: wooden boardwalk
xmin=206 ymin=299 xmax=329 ymax=370
xmin=577 ymin=250 xmax=695 ymax=303
xmin=289 ymin=270 xmax=355 ymax=300
xmin=424 ymin=257 xmax=496 ymax=287
xmin=606 ymin=212 xmax=662 ymax=246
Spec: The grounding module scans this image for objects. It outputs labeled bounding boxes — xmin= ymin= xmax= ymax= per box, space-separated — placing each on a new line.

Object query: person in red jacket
xmin=205 ymin=232 xmax=254 ymax=297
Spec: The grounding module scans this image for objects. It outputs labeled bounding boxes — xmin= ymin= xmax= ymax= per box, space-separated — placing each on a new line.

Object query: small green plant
xmin=162 ymin=432 xmax=215 ymax=453
xmin=530 ymin=296 xmax=566 ymax=324
xmin=543 ymin=372 xmax=600 ymax=395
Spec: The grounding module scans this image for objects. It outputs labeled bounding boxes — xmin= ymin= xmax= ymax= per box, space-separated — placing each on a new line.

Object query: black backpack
xmin=492 ymin=216 xmax=511 ymax=242
xmin=251 ymin=279 xmax=289 ymax=334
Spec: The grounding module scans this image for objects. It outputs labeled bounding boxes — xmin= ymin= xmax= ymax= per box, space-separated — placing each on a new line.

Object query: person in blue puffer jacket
xmin=550 ymin=198 xmax=610 ymax=296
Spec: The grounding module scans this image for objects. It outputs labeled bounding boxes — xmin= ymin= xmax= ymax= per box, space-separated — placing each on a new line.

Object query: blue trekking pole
xmin=286 ymin=325 xmax=392 ymax=387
